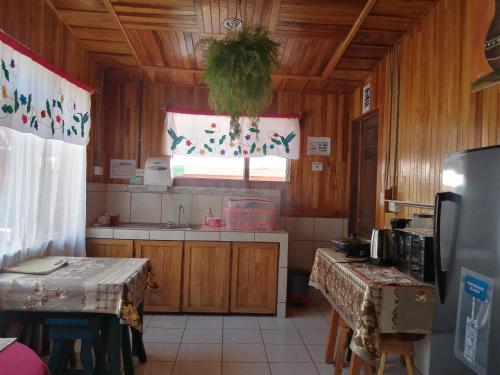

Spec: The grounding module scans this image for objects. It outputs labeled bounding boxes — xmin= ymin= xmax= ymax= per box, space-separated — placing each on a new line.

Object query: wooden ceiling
xmin=46 ymin=0 xmax=436 ymax=91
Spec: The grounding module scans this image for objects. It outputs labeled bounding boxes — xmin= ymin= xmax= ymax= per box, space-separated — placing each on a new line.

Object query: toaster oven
xmin=393 ymin=228 xmax=435 ymax=283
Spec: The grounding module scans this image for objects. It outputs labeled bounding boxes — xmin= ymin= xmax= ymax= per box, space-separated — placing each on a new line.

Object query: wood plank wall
xmin=89 ymin=82 xmax=353 ymax=217
xmin=353 ymin=0 xmax=500 ymax=226
xmin=0 ymin=0 xmax=102 ymax=178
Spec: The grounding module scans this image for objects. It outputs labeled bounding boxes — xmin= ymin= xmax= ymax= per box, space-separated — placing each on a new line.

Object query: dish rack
xmin=224 ymin=198 xmax=278 ymax=230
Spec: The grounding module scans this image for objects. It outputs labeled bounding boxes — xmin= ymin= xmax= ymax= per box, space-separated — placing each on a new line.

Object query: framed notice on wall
xmin=307 ymin=137 xmax=331 ymax=156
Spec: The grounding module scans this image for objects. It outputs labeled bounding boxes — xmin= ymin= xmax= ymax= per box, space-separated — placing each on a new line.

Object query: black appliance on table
xmin=429 ymin=145 xmax=500 ymax=375
xmin=330 ymin=236 xmax=370 ymax=257
xmin=393 ymin=227 xmax=435 ymax=283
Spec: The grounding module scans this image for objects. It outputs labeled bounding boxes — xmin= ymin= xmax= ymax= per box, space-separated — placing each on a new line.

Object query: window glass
xmin=249 ymin=156 xmax=288 ymax=182
xmin=171 ymin=155 xmax=244 ymax=180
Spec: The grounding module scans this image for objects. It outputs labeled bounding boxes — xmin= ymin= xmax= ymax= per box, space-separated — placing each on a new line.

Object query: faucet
xmin=178 ymin=203 xmax=184 ymax=225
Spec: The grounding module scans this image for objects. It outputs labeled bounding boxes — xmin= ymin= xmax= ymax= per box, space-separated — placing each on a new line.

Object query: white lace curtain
xmin=0 ymin=31 xmax=91 ymax=267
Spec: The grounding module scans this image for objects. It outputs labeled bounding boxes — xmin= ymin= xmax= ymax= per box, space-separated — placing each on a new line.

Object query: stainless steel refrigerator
xmin=429 ymin=145 xmax=500 ymax=375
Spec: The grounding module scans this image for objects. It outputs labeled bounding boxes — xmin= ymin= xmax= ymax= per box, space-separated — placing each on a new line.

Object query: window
xmin=171 ymin=155 xmax=289 ymax=182
xmin=0 ymin=127 xmax=87 ymax=267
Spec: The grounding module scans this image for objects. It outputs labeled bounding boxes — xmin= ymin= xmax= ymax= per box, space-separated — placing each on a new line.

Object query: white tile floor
xmin=135 ymin=292 xmax=420 ymax=375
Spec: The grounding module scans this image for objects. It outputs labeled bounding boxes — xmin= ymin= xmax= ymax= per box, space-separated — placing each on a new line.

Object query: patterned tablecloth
xmin=0 ymin=257 xmax=151 ymax=330
xmin=309 ymin=248 xmax=436 ymax=364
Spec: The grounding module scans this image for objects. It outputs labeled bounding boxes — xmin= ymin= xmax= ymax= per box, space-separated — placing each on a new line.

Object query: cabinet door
xmin=135 ymin=240 xmax=183 ymax=313
xmin=231 ymin=242 xmax=279 ymax=314
xmin=183 ymin=241 xmax=231 ymax=313
xmin=86 ymin=239 xmax=134 ymax=258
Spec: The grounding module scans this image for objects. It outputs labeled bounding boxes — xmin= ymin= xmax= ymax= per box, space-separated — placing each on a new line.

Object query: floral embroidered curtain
xmin=0 ymin=31 xmax=92 ymax=145
xmin=165 ymin=109 xmax=301 ymax=159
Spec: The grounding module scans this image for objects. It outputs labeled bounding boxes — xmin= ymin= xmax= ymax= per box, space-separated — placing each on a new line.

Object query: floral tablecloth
xmin=309 ymin=248 xmax=436 ymax=364
xmin=0 ymin=257 xmax=151 ymax=330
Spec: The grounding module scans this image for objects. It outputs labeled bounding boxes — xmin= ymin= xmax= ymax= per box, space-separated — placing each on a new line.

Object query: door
xmin=231 ymin=243 xmax=279 ymax=314
xmin=430 ymin=146 xmax=500 ymax=375
xmin=135 ymin=240 xmax=183 ymax=313
xmin=86 ymin=239 xmax=134 ymax=257
xmin=348 ymin=113 xmax=379 ymax=238
xmin=183 ymin=241 xmax=231 ymax=313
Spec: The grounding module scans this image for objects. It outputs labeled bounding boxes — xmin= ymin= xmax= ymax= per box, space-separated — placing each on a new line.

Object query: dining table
xmin=0 ymin=256 xmax=152 ymax=375
xmin=309 ymin=248 xmax=436 ymax=373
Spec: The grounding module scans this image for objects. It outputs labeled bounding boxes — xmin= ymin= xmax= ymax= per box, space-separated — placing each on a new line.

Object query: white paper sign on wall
xmin=110 ymin=159 xmax=136 ymax=179
xmin=307 ymin=137 xmax=331 ymax=156
xmin=362 ymin=83 xmax=371 ymax=114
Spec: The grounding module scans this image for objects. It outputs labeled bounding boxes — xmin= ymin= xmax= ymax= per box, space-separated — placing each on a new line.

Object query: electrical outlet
xmin=311 ymin=161 xmax=323 ymax=172
xmin=135 ymin=168 xmax=145 ymax=177
xmin=93 ymin=166 xmax=103 ymax=176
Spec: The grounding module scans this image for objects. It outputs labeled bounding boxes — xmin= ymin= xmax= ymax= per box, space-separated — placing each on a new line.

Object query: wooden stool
xmin=45 ymin=317 xmax=105 ymax=375
xmin=377 ymin=337 xmax=415 ymax=375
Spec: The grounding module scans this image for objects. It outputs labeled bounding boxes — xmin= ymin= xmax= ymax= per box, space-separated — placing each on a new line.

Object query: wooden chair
xmin=376 ymin=336 xmax=415 ymax=375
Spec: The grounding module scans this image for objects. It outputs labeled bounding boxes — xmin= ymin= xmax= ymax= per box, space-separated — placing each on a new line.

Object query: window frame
xmin=172 ymin=157 xmax=291 ymax=188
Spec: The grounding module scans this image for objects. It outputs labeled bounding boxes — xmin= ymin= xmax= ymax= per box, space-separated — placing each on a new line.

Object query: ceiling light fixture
xmin=223 ymin=17 xmax=242 ymax=30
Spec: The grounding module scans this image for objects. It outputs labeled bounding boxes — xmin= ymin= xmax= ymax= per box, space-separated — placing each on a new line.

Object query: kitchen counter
xmin=86 ymin=223 xmax=287 ymax=242
xmin=86 ymin=223 xmax=289 ymax=317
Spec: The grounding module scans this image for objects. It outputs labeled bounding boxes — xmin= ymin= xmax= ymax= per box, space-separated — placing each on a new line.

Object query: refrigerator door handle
xmin=434 ymin=191 xmax=461 ymax=303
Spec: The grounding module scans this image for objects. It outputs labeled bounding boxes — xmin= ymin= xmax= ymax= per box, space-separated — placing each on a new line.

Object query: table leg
xmin=348 ymin=353 xmax=363 ymax=375
xmin=122 ymin=325 xmax=134 ymax=375
xmin=325 ymin=308 xmax=339 ymax=364
xmin=131 ymin=302 xmax=147 ymax=363
xmin=107 ymin=317 xmax=123 ymax=375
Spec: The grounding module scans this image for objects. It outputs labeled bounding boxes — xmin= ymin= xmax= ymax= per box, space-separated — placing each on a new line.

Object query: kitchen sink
xmin=161 ymin=223 xmax=199 ymax=230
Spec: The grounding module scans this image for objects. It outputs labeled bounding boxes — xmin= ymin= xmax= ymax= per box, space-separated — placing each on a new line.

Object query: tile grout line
xmin=171 ymin=317 xmax=187 ymax=372
xmin=221 ymin=316 xmax=224 ymax=375
xmin=257 ymin=315 xmax=273 ymax=374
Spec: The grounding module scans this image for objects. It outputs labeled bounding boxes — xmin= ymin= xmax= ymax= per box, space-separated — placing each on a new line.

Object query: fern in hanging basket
xmin=201 ymin=26 xmax=281 ymax=140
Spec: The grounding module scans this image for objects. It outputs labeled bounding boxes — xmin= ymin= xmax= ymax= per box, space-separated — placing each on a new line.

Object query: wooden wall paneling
xmin=352 ymin=0 xmax=500 ymax=227
xmin=90 ymin=81 xmax=353 ymax=217
xmin=0 ymin=0 xmax=102 ymax=183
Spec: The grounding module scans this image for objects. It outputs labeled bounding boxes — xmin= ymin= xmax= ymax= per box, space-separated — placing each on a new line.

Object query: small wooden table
xmin=0 ymin=256 xmax=152 ymax=375
xmin=309 ymin=248 xmax=435 ymax=374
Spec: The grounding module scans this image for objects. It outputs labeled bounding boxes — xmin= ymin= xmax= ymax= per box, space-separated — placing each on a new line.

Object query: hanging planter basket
xmin=200 ymin=26 xmax=281 ymax=140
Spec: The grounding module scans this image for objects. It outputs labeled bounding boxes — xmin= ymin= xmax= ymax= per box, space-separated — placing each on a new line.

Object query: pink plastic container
xmin=208 ymin=217 xmax=222 ymax=227
xmin=224 ymin=207 xmax=278 ymax=231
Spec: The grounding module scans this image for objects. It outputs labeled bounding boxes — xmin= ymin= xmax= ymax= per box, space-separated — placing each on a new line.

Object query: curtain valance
xmin=0 ymin=31 xmax=92 ymax=145
xmin=165 ymin=109 xmax=300 ymax=159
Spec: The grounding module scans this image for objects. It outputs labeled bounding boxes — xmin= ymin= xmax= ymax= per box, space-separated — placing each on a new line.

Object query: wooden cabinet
xmin=183 ymin=241 xmax=231 ymax=313
xmin=86 ymin=239 xmax=134 ymax=258
xmin=135 ymin=241 xmax=183 ymax=313
xmin=230 ymin=242 xmax=279 ymax=314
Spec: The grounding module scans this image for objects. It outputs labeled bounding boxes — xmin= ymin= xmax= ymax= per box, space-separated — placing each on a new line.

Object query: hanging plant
xmin=200 ymin=26 xmax=280 ymax=140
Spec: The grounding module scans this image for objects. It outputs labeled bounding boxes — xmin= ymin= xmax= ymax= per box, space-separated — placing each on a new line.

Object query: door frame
xmin=348 ymin=108 xmax=380 ymax=236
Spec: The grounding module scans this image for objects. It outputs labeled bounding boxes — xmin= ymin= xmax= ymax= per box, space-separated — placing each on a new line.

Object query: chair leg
xmin=93 ymin=336 xmax=106 ymax=373
xmin=48 ymin=340 xmax=64 ymax=375
xmin=121 ymin=325 xmax=134 ymax=375
xmin=404 ymin=355 xmax=414 ymax=375
xmin=376 ymin=353 xmax=387 ymax=375
xmin=81 ymin=340 xmax=94 ymax=375
xmin=325 ymin=308 xmax=340 ymax=364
